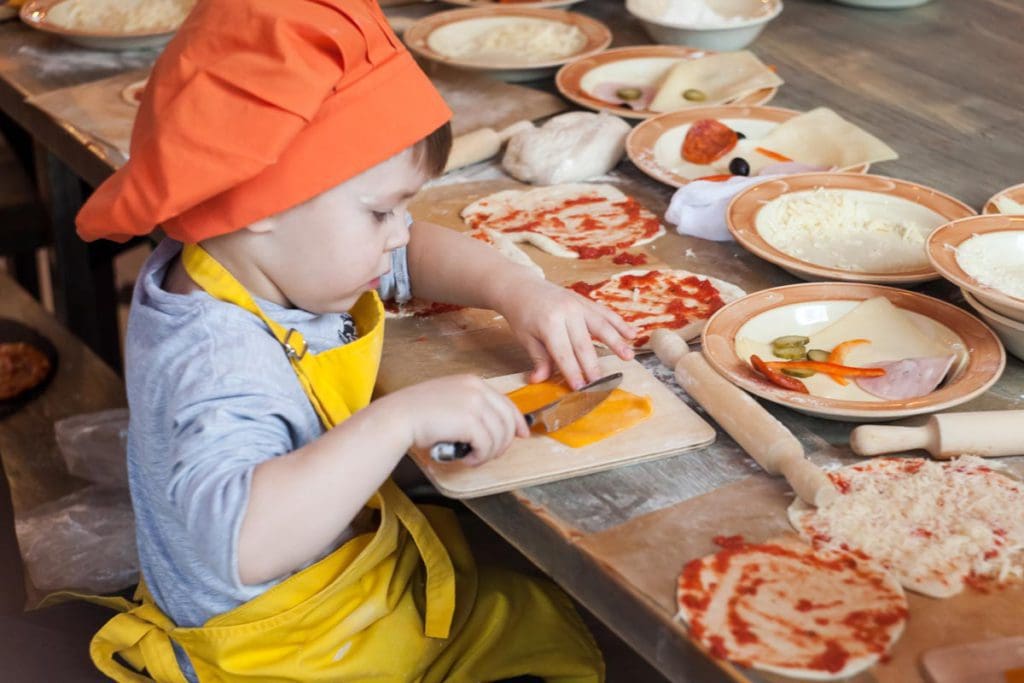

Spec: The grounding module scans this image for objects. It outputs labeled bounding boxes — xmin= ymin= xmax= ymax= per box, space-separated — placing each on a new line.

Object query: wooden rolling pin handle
xmin=650 ymin=330 xmax=837 ymax=507
xmin=850 ymin=425 xmax=932 ymax=457
xmin=443 ymin=120 xmax=533 ymax=173
xmin=850 ymin=411 xmax=1024 ymax=460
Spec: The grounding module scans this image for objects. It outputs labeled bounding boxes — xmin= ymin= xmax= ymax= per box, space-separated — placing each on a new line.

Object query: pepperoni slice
xmin=682 ymin=119 xmax=739 ymax=164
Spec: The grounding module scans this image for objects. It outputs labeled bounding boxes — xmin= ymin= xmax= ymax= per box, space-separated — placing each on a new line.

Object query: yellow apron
xmin=79 ymin=244 xmax=604 ymax=683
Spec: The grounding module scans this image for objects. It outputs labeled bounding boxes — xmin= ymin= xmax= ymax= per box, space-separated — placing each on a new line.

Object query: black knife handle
xmin=430 ymin=441 xmax=472 ymax=462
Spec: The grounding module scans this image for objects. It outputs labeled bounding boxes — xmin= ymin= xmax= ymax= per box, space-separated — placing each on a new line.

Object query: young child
xmin=75 ymin=1 xmax=637 ymax=681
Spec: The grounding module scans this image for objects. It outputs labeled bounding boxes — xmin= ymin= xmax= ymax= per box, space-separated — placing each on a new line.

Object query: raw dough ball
xmin=502 ymin=112 xmax=631 ymax=185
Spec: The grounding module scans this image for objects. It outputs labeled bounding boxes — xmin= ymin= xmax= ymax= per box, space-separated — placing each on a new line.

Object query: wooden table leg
xmin=38 ymin=152 xmax=121 ymax=372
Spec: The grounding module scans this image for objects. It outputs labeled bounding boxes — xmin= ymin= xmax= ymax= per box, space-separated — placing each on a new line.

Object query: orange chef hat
xmin=76 ymin=0 xmax=451 ymax=243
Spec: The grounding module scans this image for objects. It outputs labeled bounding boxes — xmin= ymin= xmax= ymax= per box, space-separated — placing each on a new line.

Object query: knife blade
xmin=430 ymin=372 xmax=623 ymax=462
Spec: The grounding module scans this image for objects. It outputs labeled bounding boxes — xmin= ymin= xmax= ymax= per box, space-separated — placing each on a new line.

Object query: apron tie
xmin=380 ymin=480 xmax=457 ymax=638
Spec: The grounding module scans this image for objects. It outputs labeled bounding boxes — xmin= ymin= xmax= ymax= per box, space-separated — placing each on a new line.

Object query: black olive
xmin=735 ymin=131 xmax=747 ymax=140
xmin=729 ymin=157 xmax=750 ymax=176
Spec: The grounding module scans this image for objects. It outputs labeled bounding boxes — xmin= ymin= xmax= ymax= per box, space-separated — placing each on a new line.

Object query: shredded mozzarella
xmin=791 ymin=456 xmax=1024 ymax=597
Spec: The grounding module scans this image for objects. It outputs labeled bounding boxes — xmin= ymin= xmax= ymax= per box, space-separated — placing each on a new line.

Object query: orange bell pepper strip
xmin=695 ymin=174 xmax=735 ymax=182
xmin=755 ymin=147 xmax=793 ymax=163
xmin=825 ymin=339 xmax=871 ymax=386
xmin=750 ymin=355 xmax=809 ymax=393
xmin=765 ymin=359 xmax=886 ymax=378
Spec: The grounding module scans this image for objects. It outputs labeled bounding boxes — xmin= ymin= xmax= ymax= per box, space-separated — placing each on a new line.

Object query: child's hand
xmin=388 ymin=375 xmax=530 ymax=466
xmin=496 ymin=277 xmax=638 ymax=389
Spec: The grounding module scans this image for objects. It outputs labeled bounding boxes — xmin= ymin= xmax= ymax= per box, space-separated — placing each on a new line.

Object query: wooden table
xmin=0 ymin=0 xmax=1022 ymax=680
xmin=0 ymin=24 xmax=156 ymax=369
xmin=442 ymin=1 xmax=1024 ymax=681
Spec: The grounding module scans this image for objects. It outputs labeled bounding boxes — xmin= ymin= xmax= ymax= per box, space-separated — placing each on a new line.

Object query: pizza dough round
xmin=461 ymin=183 xmax=666 ymax=259
xmin=121 ymin=79 xmax=148 ymax=107
xmin=502 ymin=112 xmax=631 ymax=185
xmin=0 ymin=342 xmax=51 ymax=401
xmin=677 ymin=536 xmax=907 ymax=680
xmin=569 ymin=268 xmax=745 ymax=347
xmin=788 ymin=456 xmax=1024 ymax=598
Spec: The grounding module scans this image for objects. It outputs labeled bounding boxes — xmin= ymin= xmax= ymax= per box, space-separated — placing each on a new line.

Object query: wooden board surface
xmin=921 ymin=637 xmax=1024 ymax=683
xmin=409 ymin=355 xmax=715 ymax=498
xmin=424 ymin=63 xmax=569 ymax=136
xmin=576 ymin=475 xmax=1024 ymax=683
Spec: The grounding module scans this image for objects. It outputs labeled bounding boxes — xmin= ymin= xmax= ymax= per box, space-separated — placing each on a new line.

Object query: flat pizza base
xmin=787 ymin=457 xmax=1024 ymax=599
xmin=581 ymin=268 xmax=745 ymax=348
xmin=461 ymin=183 xmax=667 ymax=259
xmin=677 ymin=536 xmax=907 ymax=680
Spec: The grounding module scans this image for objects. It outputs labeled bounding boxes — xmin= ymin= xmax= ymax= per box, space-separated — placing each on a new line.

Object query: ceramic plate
xmin=555 ymin=45 xmax=778 ymax=120
xmin=701 ymin=283 xmax=1005 ymax=422
xmin=20 ymin=0 xmax=179 ymax=50
xmin=727 ymin=173 xmax=976 ymax=285
xmin=442 ymin=0 xmax=586 ymax=8
xmin=625 ymin=105 xmax=870 ymax=188
xmin=926 ymin=215 xmax=1024 ymax=322
xmin=983 ymin=181 xmax=1024 ymax=215
xmin=404 ymin=7 xmax=611 ymax=82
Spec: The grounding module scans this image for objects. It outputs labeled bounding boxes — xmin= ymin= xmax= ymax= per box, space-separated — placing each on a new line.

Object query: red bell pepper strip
xmin=695 ymin=174 xmax=735 ymax=182
xmin=750 ymin=355 xmax=809 ymax=393
xmin=765 ymin=359 xmax=886 ymax=378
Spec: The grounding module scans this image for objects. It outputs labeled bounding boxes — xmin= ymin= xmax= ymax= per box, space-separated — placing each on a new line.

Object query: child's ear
xmin=246 ymin=216 xmax=276 ymax=234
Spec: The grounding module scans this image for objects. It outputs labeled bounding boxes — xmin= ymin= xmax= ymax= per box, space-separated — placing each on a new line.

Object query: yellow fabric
xmin=82 ymin=244 xmax=603 ymax=682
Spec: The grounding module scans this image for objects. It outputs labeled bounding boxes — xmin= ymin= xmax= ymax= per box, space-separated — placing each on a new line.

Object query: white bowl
xmin=961 ymin=290 xmax=1024 ymax=363
xmin=626 ymin=0 xmax=782 ymax=51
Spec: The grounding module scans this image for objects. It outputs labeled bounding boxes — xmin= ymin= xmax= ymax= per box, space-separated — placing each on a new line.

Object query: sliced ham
xmin=589 ymin=82 xmax=655 ymax=111
xmin=855 ymin=355 xmax=956 ymax=400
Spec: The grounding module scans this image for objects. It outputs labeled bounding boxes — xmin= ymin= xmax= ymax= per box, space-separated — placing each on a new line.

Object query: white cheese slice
xmin=648 ymin=51 xmax=784 ymax=113
xmin=754 ymin=107 xmax=898 ymax=170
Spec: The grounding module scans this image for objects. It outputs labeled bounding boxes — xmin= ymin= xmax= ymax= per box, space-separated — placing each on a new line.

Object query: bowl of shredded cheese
xmin=404 ymin=7 xmax=612 ymax=82
xmin=20 ymin=0 xmax=196 ymax=50
xmin=626 ymin=0 xmax=782 ymax=51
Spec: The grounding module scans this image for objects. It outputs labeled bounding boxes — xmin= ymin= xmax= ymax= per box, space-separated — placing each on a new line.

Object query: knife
xmin=429 ymin=372 xmax=623 ymax=462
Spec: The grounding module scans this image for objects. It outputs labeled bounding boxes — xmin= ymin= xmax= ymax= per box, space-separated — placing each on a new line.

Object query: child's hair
xmin=414 ymin=121 xmax=453 ymax=178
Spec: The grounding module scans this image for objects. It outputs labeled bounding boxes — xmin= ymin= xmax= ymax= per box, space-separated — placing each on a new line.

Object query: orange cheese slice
xmin=507 ymin=381 xmax=653 ymax=448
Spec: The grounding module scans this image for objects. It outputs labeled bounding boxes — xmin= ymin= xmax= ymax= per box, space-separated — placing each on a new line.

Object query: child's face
xmin=248 ymin=148 xmax=429 ymax=313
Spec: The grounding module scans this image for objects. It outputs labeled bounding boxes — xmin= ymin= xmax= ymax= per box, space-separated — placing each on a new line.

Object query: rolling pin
xmin=850 ymin=410 xmax=1024 ymax=459
xmin=651 ymin=329 xmax=838 ymax=507
xmin=443 ymin=120 xmax=533 ymax=173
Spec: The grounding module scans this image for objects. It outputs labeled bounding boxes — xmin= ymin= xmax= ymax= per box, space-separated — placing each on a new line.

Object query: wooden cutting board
xmin=408 ymin=355 xmax=715 ymax=499
xmin=921 ymin=637 xmax=1024 ymax=683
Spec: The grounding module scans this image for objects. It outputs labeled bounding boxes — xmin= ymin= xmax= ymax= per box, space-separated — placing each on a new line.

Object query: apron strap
xmin=182 ymin=243 xmax=456 ymax=639
xmin=380 ymin=480 xmax=456 ymax=639
xmin=181 ymin=243 xmax=340 ymax=425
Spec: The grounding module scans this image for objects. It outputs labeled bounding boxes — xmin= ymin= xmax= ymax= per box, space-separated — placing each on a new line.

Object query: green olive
xmin=807 ymin=349 xmax=830 ymax=363
xmin=616 ymin=87 xmax=643 ymax=101
xmin=683 ymin=88 xmax=707 ymax=102
xmin=781 ymin=367 xmax=816 ymax=378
